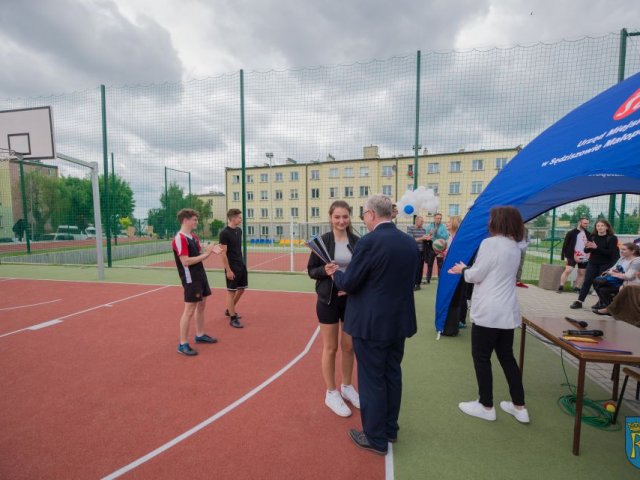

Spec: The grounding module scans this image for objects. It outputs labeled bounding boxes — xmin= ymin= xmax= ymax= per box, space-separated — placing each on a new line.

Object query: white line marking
xmin=0 ymin=277 xmax=14 ymax=283
xmin=102 ymin=326 xmax=321 ymax=480
xmin=28 ymin=319 xmax=63 ymax=330
xmin=385 ymin=443 xmax=394 ymax=480
xmin=0 ymin=299 xmax=62 ymax=312
xmin=0 ymin=286 xmax=170 ymax=340
xmin=248 ymin=253 xmax=293 ymax=270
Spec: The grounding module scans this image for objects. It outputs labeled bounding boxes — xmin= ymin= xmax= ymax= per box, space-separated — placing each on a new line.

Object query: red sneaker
xmin=515 ymin=282 xmax=528 ymax=288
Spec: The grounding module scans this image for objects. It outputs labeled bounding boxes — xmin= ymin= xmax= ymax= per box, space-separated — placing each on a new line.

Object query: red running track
xmin=0 ymin=279 xmax=384 ymax=479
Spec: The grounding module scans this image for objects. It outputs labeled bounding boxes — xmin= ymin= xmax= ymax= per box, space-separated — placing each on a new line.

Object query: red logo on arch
xmin=613 ymin=88 xmax=640 ymax=121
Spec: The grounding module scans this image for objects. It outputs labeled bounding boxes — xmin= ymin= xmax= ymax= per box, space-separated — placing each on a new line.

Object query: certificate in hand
xmin=305 ymin=235 xmax=332 ymax=264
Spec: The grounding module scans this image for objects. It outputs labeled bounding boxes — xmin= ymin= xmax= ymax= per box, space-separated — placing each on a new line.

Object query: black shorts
xmin=225 ymin=264 xmax=248 ymax=291
xmin=183 ymin=277 xmax=212 ymax=303
xmin=566 ymin=258 xmax=588 ymax=269
xmin=316 ymin=295 xmax=347 ymax=325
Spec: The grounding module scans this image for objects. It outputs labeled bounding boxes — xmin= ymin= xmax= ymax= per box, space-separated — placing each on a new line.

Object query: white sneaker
xmin=500 ymin=401 xmax=530 ymax=423
xmin=458 ymin=400 xmax=496 ymax=421
xmin=340 ymin=384 xmax=360 ymax=409
xmin=325 ymin=390 xmax=352 ymax=417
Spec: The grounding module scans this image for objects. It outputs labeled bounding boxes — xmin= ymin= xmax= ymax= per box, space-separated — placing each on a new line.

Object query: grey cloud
xmin=0 ymin=0 xmax=183 ymax=98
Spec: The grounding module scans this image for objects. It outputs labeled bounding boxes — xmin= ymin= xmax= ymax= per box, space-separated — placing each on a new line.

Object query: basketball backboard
xmin=0 ymin=106 xmax=56 ymax=160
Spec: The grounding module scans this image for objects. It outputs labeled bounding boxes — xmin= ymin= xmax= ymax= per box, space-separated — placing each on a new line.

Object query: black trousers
xmin=353 ymin=337 xmax=405 ymax=451
xmin=577 ymin=263 xmax=612 ymax=302
xmin=471 ymin=324 xmax=525 ymax=408
xmin=415 ymin=249 xmax=425 ymax=286
xmin=594 ymin=282 xmax=620 ymax=307
xmin=424 ymin=245 xmax=443 ymax=282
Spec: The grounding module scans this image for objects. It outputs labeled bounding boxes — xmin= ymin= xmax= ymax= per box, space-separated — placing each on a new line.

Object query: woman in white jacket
xmin=448 ymin=206 xmax=530 ymax=423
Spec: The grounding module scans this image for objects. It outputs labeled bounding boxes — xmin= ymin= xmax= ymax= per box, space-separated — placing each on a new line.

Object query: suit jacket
xmin=333 ymin=222 xmax=418 ymax=341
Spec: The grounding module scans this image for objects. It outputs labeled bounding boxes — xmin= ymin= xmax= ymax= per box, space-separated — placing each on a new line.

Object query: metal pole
xmin=413 ymin=50 xmax=421 ymax=190
xmin=111 ymin=152 xmax=117 ymax=246
xmin=188 ymin=172 xmax=192 ymax=207
xmin=91 ymin=162 xmax=105 ymax=280
xmin=18 ymin=159 xmax=31 ymax=253
xmin=164 ymin=166 xmax=168 ymax=239
xmin=240 ymin=69 xmax=247 ymax=265
xmin=101 ymin=85 xmax=112 ymax=267
xmin=549 ymin=208 xmax=557 ymax=263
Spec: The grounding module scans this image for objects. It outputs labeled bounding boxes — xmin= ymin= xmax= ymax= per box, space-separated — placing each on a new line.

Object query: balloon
xmin=403 ymin=204 xmax=415 ymax=215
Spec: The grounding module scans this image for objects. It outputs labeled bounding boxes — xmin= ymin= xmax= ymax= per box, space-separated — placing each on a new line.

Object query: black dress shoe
xmin=591 ymin=302 xmax=603 ymax=309
xmin=569 ymin=301 xmax=582 ymax=309
xmin=592 ymin=308 xmax=612 ymax=316
xmin=348 ymin=429 xmax=387 ymax=455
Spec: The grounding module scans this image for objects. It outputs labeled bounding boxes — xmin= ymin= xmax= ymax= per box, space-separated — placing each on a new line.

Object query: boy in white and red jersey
xmin=172 ymin=208 xmax=222 ymax=356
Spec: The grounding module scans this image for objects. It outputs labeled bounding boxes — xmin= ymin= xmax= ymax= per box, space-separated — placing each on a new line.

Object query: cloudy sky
xmin=1 ymin=0 xmax=638 ymax=96
xmin=1 ymin=0 xmax=639 ymax=218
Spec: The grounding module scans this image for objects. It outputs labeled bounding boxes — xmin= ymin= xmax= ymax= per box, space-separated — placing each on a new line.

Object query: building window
xmin=382 ymin=166 xmax=393 ymax=177
xmin=276 ymin=226 xmax=284 ymax=235
xmin=247 ymin=191 xmax=254 ymax=201
xmin=449 ymin=182 xmax=460 ymax=195
xmin=448 ymin=204 xmax=460 ymax=216
xmin=382 ymin=185 xmax=392 ymax=196
xmin=261 ymin=226 xmax=269 ymax=236
xmin=246 ymin=208 xmax=254 ymax=218
xmin=311 ymin=188 xmax=320 ymax=199
xmin=290 ymin=171 xmax=299 ymax=181
xmin=260 ymin=208 xmax=268 ymax=218
xmin=329 ymin=187 xmax=338 ymax=198
xmin=428 ymin=162 xmax=439 ymax=174
xmin=359 ymin=186 xmax=370 ymax=197
xmin=427 ymin=183 xmax=439 ymax=195
xmin=329 ymin=168 xmax=339 ymax=178
xmin=344 ymin=167 xmax=354 ymax=178
xmin=360 ymin=166 xmax=369 ymax=177
xmin=496 ymin=157 xmax=508 ymax=170
xmin=407 ymin=164 xmax=414 ymax=177
xmin=407 ymin=183 xmax=414 ymax=191
xmin=207 ymin=199 xmax=213 ymax=206
xmin=275 ymin=190 xmax=283 ymax=200
xmin=232 ymin=191 xmax=240 ymax=201
xmin=311 ymin=226 xmax=320 ymax=236
xmin=232 ymin=175 xmax=240 ymax=184
xmin=275 ymin=172 xmax=283 ymax=182
xmin=275 ymin=208 xmax=283 ymax=218
xmin=311 ymin=169 xmax=320 ymax=180
xmin=471 ymin=181 xmax=483 ymax=194
xmin=260 ymin=190 xmax=268 ymax=200
xmin=247 ymin=226 xmax=255 ymax=235
xmin=449 ymin=161 xmax=461 ymax=173
xmin=260 ymin=173 xmax=268 ymax=182
xmin=311 ymin=207 xmax=320 ymax=217
xmin=291 ymin=207 xmax=299 ymax=218
xmin=290 ymin=189 xmax=298 ymax=200
xmin=344 ymin=186 xmax=353 ymax=197
xmin=247 ymin=174 xmax=254 ymax=184
xmin=472 ymin=159 xmax=484 ymax=171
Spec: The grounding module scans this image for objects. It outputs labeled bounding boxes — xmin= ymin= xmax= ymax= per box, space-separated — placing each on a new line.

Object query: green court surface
xmin=1 ymin=264 xmax=637 ymax=479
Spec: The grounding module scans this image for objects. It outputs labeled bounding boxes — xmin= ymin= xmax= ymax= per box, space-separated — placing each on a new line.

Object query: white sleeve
xmin=463 ymin=239 xmax=494 ymax=284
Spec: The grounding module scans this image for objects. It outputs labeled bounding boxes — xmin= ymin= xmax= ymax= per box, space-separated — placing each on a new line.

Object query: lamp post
xmin=265 ymin=152 xmax=274 ymax=244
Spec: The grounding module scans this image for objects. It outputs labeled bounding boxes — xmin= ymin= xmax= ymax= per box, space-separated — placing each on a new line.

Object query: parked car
xmin=53 ymin=225 xmax=87 ymax=241
xmin=84 ymin=226 xmax=97 ymax=239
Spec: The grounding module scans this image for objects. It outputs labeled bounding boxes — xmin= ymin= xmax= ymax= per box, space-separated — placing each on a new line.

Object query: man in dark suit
xmin=329 ymin=194 xmax=418 ymax=455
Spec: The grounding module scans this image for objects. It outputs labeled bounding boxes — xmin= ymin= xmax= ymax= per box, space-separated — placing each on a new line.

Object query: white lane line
xmin=0 ymin=286 xmax=170 ymax=339
xmin=0 ymin=299 xmax=62 ymax=312
xmin=248 ymin=253 xmax=292 ymax=270
xmin=386 ymin=443 xmax=394 ymax=480
xmin=0 ymin=278 xmax=14 ymax=283
xmin=102 ymin=326 xmax=321 ymax=480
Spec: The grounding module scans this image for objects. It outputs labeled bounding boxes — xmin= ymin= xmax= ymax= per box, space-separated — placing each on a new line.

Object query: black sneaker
xmin=413 ymin=285 xmax=421 ymax=291
xmin=348 ymin=429 xmax=387 ymax=455
xmin=225 ymin=309 xmax=242 ymax=320
xmin=556 ymin=286 xmax=564 ymax=293
xmin=195 ymin=334 xmax=218 ymax=344
xmin=230 ymin=317 xmax=244 ymax=329
xmin=177 ymin=343 xmax=198 ymax=356
xmin=569 ymin=301 xmax=582 ymax=309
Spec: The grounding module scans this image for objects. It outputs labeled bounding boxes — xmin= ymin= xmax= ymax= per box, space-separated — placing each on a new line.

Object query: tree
xmin=532 ymin=212 xmax=549 ymax=228
xmin=25 ymin=170 xmax=70 ymax=236
xmin=569 ymin=204 xmax=592 ymax=224
xmin=209 ymin=219 xmax=225 ymax=237
xmin=147 ymin=184 xmax=211 ymax=238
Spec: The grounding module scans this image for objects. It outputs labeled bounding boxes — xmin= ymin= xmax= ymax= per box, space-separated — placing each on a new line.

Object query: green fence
xmin=0 ymin=31 xmax=639 ymax=281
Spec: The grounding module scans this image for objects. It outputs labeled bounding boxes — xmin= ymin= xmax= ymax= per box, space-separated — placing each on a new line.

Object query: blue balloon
xmin=403 ymin=205 xmax=414 ymax=214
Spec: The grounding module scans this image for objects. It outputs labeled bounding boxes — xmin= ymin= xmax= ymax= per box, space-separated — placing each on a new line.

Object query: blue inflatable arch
xmin=436 ymin=71 xmax=640 ymax=333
